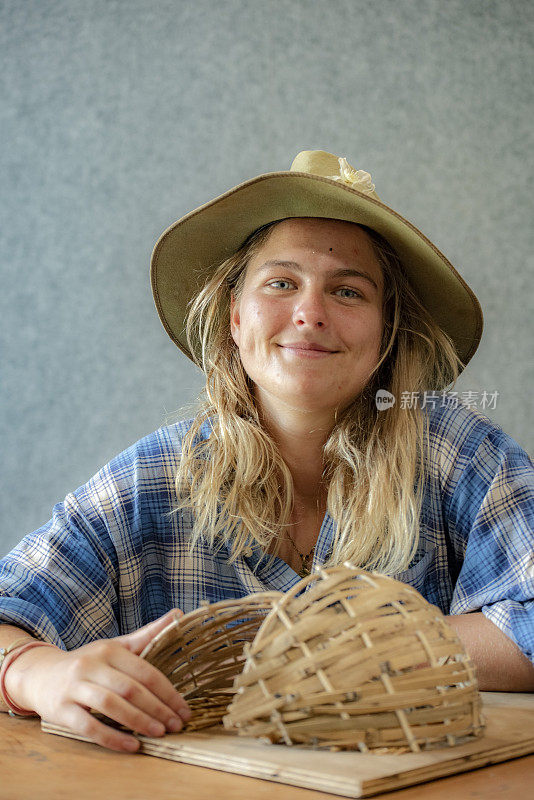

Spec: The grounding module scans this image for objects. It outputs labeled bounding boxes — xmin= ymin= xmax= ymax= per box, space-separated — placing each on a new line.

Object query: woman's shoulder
xmin=82 ymin=415 xmax=215 ymax=490
xmin=113 ymin=415 xmax=214 ymax=461
xmin=424 ymin=398 xmax=532 ymax=478
xmin=426 ymin=399 xmax=500 ymax=447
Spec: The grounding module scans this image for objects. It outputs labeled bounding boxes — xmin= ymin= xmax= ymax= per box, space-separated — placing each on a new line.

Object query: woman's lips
xmin=278 ymin=342 xmax=337 ymax=358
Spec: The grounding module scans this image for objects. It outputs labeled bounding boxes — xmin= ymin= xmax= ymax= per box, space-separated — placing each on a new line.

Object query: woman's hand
xmin=5 ymin=609 xmax=191 ymax=753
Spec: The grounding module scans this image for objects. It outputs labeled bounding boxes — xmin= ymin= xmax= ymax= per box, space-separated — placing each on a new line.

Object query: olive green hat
xmin=150 ymin=150 xmax=483 ymax=366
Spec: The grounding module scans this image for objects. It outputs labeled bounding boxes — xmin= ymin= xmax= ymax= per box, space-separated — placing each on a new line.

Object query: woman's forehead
xmin=261 ymin=217 xmax=374 ymax=247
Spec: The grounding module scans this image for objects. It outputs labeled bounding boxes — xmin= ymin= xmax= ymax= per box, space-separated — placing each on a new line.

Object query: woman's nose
xmin=292 ymin=291 xmax=327 ymax=328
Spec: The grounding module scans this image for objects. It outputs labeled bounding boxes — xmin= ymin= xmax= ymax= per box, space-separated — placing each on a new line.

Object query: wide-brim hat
xmin=151 ymin=150 xmax=483 ymax=367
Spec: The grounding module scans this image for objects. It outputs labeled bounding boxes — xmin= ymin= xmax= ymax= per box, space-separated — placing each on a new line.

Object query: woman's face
xmin=230 ymin=218 xmax=384 ymax=422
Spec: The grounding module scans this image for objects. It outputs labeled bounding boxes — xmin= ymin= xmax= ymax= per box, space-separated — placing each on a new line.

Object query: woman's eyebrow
xmin=256 ymin=260 xmax=379 ymax=289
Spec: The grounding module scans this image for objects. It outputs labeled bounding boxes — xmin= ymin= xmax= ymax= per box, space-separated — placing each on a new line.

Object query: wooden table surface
xmin=1 ymin=711 xmax=533 ymax=800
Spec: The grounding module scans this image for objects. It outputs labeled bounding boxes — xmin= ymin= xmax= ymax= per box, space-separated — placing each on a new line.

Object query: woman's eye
xmin=335 ymin=287 xmax=361 ymax=299
xmin=268 ymin=279 xmax=293 ymax=290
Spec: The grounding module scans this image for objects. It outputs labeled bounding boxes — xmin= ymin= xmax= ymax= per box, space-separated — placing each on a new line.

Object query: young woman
xmin=1 ymin=151 xmax=533 ymax=753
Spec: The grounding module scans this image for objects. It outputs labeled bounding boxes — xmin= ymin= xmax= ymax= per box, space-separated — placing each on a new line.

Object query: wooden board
xmin=42 ymin=693 xmax=534 ymax=798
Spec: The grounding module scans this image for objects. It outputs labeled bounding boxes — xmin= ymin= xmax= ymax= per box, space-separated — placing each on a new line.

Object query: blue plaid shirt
xmin=1 ymin=403 xmax=533 ymax=663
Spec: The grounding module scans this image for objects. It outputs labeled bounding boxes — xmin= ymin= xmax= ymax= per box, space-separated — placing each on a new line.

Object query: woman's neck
xmin=257 ymin=402 xmax=332 ymax=565
xmin=258 ymin=404 xmax=332 ymax=507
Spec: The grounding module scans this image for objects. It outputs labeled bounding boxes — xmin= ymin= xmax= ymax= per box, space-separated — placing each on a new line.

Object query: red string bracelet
xmin=0 ymin=639 xmax=58 ymax=716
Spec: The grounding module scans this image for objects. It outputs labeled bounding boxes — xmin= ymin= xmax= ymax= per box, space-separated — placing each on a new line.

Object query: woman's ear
xmin=230 ymin=290 xmax=241 ymax=347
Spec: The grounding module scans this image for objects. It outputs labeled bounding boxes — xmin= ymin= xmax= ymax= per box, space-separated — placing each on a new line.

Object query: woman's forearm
xmin=446 ymin=612 xmax=534 ymax=691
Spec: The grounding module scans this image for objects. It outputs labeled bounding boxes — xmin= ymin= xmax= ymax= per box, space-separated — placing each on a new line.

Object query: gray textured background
xmin=1 ymin=0 xmax=533 ymax=555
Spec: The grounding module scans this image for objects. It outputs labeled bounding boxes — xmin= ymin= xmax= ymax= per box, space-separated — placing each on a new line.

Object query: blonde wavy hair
xmin=173 ymin=219 xmax=461 ymax=574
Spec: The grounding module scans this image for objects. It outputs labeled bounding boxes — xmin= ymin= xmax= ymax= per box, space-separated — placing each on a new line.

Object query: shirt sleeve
xmin=0 ymin=426 xmax=182 ymax=650
xmin=444 ymin=422 xmax=534 ymax=664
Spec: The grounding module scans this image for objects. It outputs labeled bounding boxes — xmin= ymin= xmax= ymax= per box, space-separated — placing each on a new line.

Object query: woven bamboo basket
xmin=223 ymin=565 xmax=484 ymax=752
xmin=136 ymin=565 xmax=483 ymax=750
xmin=139 ymin=593 xmax=282 ymax=731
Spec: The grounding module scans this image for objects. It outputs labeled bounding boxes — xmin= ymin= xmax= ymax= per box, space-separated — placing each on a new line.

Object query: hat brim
xmin=151 ymin=171 xmax=483 ymax=367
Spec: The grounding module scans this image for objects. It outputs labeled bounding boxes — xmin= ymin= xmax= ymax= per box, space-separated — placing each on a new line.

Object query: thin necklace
xmin=286 ymin=533 xmax=316 ymax=578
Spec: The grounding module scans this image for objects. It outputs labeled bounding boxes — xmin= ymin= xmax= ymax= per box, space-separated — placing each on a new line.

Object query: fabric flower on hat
xmin=327 ymin=157 xmax=376 ymax=195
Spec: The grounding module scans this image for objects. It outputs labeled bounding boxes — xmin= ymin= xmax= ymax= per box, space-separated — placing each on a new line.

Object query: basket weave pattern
xmin=223 ymin=566 xmax=484 ymax=752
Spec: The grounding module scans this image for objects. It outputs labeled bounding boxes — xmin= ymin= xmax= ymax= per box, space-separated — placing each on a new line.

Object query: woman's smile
xmin=277 ymin=341 xmax=338 ymax=357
